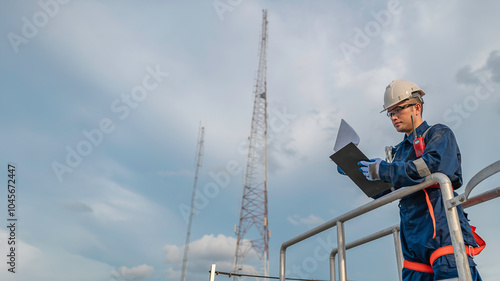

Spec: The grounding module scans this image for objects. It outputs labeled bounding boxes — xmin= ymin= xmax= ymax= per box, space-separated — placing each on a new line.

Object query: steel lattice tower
xmin=233 ymin=9 xmax=269 ymax=278
xmin=180 ymin=125 xmax=205 ymax=281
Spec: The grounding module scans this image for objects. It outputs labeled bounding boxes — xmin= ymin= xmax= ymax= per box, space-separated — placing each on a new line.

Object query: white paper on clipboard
xmin=333 ymin=119 xmax=360 ymax=152
xmin=330 ymin=119 xmax=393 ymax=197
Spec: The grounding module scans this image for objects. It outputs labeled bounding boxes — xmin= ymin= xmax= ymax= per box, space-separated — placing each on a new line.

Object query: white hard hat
xmin=381 ymin=80 xmax=425 ymax=112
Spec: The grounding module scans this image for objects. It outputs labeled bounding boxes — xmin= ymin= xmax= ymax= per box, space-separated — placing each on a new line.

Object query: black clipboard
xmin=330 ymin=142 xmax=393 ymax=198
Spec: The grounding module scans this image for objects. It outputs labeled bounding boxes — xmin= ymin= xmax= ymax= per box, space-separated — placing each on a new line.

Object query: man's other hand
xmin=337 ymin=166 xmax=347 ymax=175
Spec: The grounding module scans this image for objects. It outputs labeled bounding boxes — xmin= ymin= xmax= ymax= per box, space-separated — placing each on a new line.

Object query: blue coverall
xmin=377 ymin=121 xmax=482 ymax=281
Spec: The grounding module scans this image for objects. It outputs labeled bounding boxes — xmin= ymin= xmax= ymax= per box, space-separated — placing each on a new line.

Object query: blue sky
xmin=1 ymin=1 xmax=500 ymax=281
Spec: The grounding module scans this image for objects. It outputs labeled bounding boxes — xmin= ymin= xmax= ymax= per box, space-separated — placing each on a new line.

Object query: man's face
xmin=387 ymin=100 xmax=420 ymax=135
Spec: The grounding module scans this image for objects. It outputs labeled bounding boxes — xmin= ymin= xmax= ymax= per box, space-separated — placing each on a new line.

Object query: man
xmin=357 ymin=80 xmax=483 ymax=280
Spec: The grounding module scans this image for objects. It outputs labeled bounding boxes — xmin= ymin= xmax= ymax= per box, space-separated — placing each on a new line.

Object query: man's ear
xmin=415 ymin=103 xmax=422 ymax=117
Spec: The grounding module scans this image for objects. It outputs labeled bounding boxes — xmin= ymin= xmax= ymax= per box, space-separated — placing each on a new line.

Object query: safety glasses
xmin=387 ymin=103 xmax=416 ymax=118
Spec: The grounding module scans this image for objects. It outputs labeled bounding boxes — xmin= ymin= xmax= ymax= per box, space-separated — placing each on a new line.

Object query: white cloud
xmin=189 ymin=234 xmax=239 ymax=261
xmin=288 ymin=214 xmax=325 ymax=228
xmin=163 ymin=234 xmax=259 ymax=279
xmin=111 ymin=264 xmax=154 ymax=281
xmin=70 ymin=175 xmax=179 ymax=225
xmin=163 ymin=243 xmax=183 ymax=264
xmin=163 ymin=234 xmax=237 ymax=264
xmin=0 ymin=230 xmax=113 ymax=281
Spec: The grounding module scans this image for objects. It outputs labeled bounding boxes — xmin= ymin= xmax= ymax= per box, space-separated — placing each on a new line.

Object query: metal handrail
xmin=329 ymin=224 xmax=402 ymax=281
xmin=279 ymin=173 xmax=472 ymax=281
xmin=462 ymin=186 xmax=500 ymax=208
xmin=464 ymin=160 xmax=500 ymax=199
xmin=449 ymin=160 xmax=500 ymax=209
xmin=328 ymin=185 xmax=500 ymax=281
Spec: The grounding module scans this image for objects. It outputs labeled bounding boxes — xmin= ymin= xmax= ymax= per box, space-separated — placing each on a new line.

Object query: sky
xmin=1 ymin=0 xmax=500 ymax=281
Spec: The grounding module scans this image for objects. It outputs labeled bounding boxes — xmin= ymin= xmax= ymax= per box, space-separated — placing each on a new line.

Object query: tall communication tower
xmin=180 ymin=125 xmax=205 ymax=281
xmin=233 ymin=9 xmax=269 ymax=278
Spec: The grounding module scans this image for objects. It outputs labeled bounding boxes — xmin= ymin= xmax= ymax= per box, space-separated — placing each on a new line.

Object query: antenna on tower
xmin=233 ymin=9 xmax=269 ymax=279
xmin=180 ymin=124 xmax=205 ymax=281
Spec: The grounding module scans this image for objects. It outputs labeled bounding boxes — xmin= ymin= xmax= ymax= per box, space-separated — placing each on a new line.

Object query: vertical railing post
xmin=336 ymin=220 xmax=347 ymax=281
xmin=209 ymin=264 xmax=216 ymax=281
xmin=435 ymin=174 xmax=472 ymax=281
xmin=392 ymin=227 xmax=403 ymax=281
xmin=329 ymin=252 xmax=336 ymax=281
xmin=279 ymin=246 xmax=286 ymax=281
